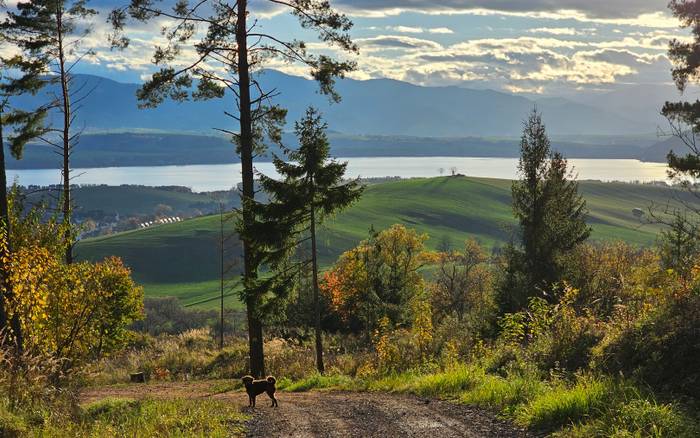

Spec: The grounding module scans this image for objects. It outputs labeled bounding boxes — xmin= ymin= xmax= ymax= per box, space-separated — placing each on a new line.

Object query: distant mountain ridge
xmin=6 ymin=131 xmax=667 ymax=170
xmin=12 ymin=70 xmax=653 ymax=138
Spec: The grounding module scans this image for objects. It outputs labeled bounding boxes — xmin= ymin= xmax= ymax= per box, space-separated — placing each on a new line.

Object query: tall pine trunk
xmin=310 ymin=202 xmax=324 ymax=373
xmin=0 ymin=116 xmax=23 ymax=354
xmin=57 ymin=6 xmax=72 ymax=264
xmin=237 ymin=0 xmax=265 ymax=378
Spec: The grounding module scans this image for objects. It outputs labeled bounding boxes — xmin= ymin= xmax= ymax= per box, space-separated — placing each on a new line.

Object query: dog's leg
xmin=268 ymin=390 xmax=278 ymax=407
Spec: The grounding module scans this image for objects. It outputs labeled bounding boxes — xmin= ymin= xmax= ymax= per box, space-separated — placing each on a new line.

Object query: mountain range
xmin=12 ymin=70 xmax=664 ymax=138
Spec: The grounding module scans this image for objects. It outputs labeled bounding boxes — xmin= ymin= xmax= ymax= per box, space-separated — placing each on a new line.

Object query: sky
xmin=3 ymin=0 xmax=692 ymax=98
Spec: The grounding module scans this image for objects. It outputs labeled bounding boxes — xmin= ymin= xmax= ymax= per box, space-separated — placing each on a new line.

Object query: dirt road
xmin=81 ymin=382 xmax=529 ymax=438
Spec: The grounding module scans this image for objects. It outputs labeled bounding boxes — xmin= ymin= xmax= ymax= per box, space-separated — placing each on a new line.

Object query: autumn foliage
xmin=321 ymin=225 xmax=432 ymax=335
xmin=1 ymin=203 xmax=143 ymax=366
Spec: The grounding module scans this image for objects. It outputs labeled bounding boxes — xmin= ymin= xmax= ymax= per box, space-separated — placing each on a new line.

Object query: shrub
xmin=131 ymin=297 xmax=217 ymax=335
xmin=595 ymin=295 xmax=700 ymax=396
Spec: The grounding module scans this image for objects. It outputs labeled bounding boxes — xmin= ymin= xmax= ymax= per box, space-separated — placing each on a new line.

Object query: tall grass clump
xmin=513 ymin=375 xmax=609 ymax=431
xmin=460 ymin=371 xmax=546 ymax=415
xmin=61 ymin=398 xmax=248 ymax=437
xmin=561 ymin=398 xmax=699 ymax=438
xmin=406 ymin=364 xmax=481 ymax=397
xmin=281 ymin=373 xmax=357 ymax=392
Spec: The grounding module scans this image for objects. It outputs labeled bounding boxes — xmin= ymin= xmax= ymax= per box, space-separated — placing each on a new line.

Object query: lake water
xmin=7 ymin=157 xmax=671 ymax=193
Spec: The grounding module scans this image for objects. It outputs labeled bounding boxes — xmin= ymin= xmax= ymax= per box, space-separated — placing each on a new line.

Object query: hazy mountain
xmin=13 ymin=71 xmax=653 ymax=138
xmin=570 ymin=83 xmax=692 ymax=129
xmin=639 ymin=135 xmax=689 ymax=163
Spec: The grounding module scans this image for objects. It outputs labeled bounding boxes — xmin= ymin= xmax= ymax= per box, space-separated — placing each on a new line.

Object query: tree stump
xmin=130 ymin=372 xmax=146 ymax=383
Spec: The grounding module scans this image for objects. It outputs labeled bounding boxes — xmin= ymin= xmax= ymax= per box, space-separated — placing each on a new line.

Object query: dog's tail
xmin=267 ymin=376 xmax=276 ymax=384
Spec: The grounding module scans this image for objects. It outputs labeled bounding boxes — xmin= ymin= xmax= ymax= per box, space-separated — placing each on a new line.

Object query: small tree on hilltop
xmin=498 ymin=109 xmax=590 ymax=312
xmin=255 ymin=108 xmax=363 ymax=373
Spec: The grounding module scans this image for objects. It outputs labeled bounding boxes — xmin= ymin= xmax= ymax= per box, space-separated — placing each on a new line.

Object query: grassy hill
xmin=76 ymin=176 xmax=688 ymax=309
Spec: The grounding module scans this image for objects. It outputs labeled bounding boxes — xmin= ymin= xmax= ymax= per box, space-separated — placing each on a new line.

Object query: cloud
xmin=333 ymin=0 xmax=668 ymax=20
xmin=357 ymin=35 xmax=444 ymax=50
xmin=387 ymin=26 xmax=455 ymax=34
xmin=528 ymin=27 xmax=583 ymax=36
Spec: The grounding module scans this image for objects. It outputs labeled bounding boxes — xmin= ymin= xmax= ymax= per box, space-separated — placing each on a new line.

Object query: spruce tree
xmin=110 ymin=0 xmax=357 ymax=377
xmin=256 ymin=108 xmax=363 ymax=373
xmin=499 ymin=110 xmax=590 ymax=311
xmin=0 ymin=47 xmax=49 ymax=352
xmin=2 ymin=0 xmax=97 ymax=264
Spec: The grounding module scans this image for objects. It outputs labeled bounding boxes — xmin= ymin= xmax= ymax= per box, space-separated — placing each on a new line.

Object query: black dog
xmin=242 ymin=375 xmax=278 ymax=407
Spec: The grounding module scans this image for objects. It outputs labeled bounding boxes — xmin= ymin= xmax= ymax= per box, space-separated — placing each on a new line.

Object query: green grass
xmin=1 ymin=397 xmax=249 ymax=437
xmin=275 ymin=365 xmax=699 ymax=437
xmin=76 ymin=176 xmax=690 ymax=307
xmin=142 ymin=280 xmax=244 ymax=311
xmin=281 ymin=373 xmax=357 ymax=392
xmin=513 ymin=376 xmax=609 ymax=430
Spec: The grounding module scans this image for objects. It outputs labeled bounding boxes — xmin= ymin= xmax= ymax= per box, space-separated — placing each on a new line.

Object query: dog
xmin=241 ymin=375 xmax=278 ymax=407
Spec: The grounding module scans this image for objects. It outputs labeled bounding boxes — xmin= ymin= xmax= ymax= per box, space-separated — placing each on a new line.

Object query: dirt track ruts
xmin=81 ymin=382 xmax=530 ymax=438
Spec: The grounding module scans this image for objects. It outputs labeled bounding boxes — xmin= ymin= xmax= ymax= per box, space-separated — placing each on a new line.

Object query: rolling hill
xmin=75 ymin=176 xmax=689 ymax=309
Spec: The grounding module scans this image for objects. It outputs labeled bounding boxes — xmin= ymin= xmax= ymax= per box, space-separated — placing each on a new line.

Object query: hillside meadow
xmin=75 ymin=176 xmax=689 ymax=309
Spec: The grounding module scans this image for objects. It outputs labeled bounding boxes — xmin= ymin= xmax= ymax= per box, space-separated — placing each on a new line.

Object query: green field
xmin=76 ymin=176 xmax=689 ymax=308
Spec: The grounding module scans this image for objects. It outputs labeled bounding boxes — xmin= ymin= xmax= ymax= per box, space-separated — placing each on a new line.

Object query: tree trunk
xmin=0 ymin=114 xmax=23 ymax=354
xmin=310 ymin=202 xmax=324 ymax=373
xmin=237 ymin=0 xmax=265 ymax=378
xmin=56 ymin=7 xmax=72 ymax=264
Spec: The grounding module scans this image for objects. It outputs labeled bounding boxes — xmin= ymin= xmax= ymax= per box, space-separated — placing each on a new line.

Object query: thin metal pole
xmin=219 ymin=202 xmax=224 ymax=350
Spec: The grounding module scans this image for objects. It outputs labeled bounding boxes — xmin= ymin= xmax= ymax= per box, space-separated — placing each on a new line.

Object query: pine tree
xmin=0 ymin=47 xmax=49 ymax=353
xmin=110 ymin=0 xmax=357 ymax=377
xmin=2 ymin=0 xmax=97 ymax=264
xmin=499 ymin=110 xmax=590 ymax=311
xmin=256 ymin=108 xmax=363 ymax=373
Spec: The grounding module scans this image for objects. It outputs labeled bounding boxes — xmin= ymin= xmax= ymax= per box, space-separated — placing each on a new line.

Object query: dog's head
xmin=241 ymin=375 xmax=255 ymax=386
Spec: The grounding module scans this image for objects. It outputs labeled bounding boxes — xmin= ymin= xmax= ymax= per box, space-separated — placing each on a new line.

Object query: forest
xmin=2 ymin=0 xmax=700 ymax=437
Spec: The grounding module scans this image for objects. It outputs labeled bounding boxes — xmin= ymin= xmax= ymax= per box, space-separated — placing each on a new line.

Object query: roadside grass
xmin=513 ymin=376 xmax=609 ymax=431
xmin=280 ymin=374 xmax=357 ymax=392
xmin=277 ymin=364 xmax=699 ymax=437
xmin=1 ymin=397 xmax=249 ymax=437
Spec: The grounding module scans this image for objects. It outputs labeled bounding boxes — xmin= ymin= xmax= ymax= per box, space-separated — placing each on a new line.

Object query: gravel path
xmin=81 ymin=382 xmax=530 ymax=438
xmin=244 ymin=391 xmax=529 ymax=438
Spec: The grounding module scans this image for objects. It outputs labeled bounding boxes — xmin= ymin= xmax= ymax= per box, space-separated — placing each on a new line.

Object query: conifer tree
xmin=256 ymin=108 xmax=363 ymax=373
xmin=499 ymin=110 xmax=590 ymax=311
xmin=2 ymin=0 xmax=97 ymax=264
xmin=0 ymin=38 xmax=49 ymax=352
xmin=110 ymin=0 xmax=357 ymax=377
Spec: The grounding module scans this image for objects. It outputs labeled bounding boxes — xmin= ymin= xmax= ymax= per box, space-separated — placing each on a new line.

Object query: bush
xmin=131 ymin=297 xmax=217 ymax=336
xmin=595 ymin=295 xmax=700 ymax=396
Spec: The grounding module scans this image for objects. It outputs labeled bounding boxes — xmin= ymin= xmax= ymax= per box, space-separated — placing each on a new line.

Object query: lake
xmin=7 ymin=157 xmax=671 ymax=193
